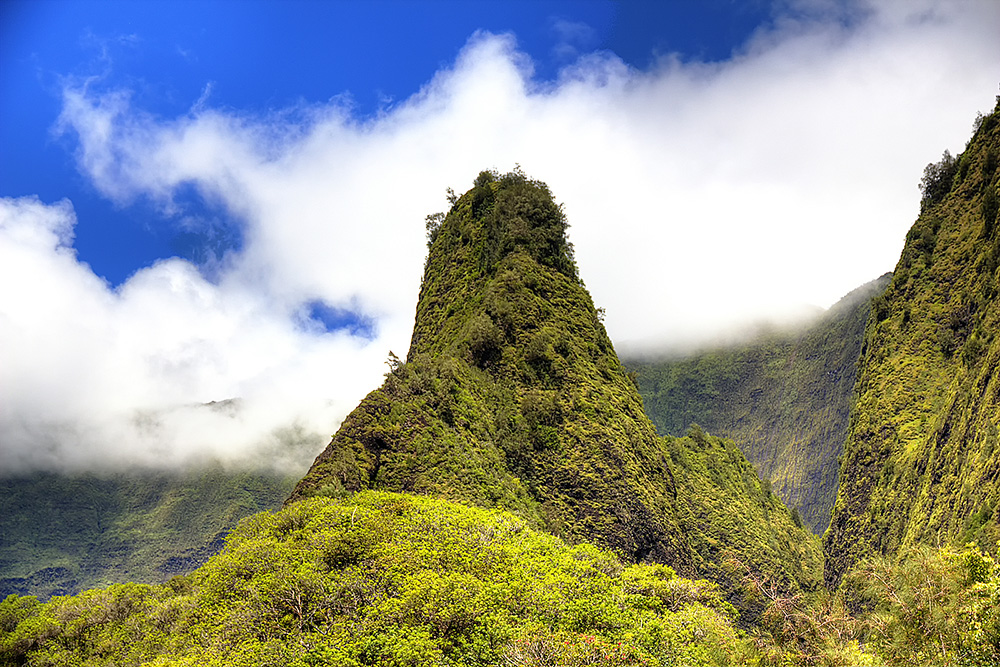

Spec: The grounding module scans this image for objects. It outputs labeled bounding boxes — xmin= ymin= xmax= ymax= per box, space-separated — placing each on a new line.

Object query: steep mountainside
xmin=664 ymin=426 xmax=821 ymax=597
xmin=824 ymin=103 xmax=1000 ymax=587
xmin=291 ymin=170 xmax=820 ymax=595
xmin=0 ymin=468 xmax=295 ymax=600
xmin=627 ymin=274 xmax=890 ymax=534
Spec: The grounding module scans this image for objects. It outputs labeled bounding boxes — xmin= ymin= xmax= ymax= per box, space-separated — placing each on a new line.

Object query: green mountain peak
xmin=290 ymin=169 xmax=692 ymax=567
xmin=290 ymin=169 xmax=820 ymax=598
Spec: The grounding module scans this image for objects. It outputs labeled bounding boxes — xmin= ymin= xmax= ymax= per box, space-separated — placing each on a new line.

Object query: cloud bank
xmin=2 ymin=0 xmax=999 ymax=472
xmin=0 ymin=196 xmax=380 ymax=472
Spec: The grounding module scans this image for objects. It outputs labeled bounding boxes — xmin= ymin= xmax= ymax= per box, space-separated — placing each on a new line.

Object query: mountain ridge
xmin=0 ymin=467 xmax=296 ymax=601
xmin=823 ymin=101 xmax=1000 ymax=587
xmin=626 ymin=273 xmax=891 ymax=534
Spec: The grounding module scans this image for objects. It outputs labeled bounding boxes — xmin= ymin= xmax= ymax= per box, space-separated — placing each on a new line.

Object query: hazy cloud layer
xmin=0 ymin=196 xmax=381 ymax=472
xmin=3 ymin=0 xmax=999 ymax=472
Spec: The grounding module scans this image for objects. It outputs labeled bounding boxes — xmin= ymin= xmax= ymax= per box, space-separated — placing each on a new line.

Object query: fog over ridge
xmin=2 ymin=1 xmax=998 ymax=472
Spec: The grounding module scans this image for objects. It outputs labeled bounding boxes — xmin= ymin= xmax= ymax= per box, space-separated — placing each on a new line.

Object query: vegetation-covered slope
xmin=823 ymin=102 xmax=1000 ymax=587
xmin=291 ymin=170 xmax=820 ymax=596
xmin=0 ymin=492 xmax=750 ymax=667
xmin=6 ymin=495 xmax=998 ymax=666
xmin=627 ymin=274 xmax=890 ymax=534
xmin=665 ymin=427 xmax=821 ymax=599
xmin=0 ymin=468 xmax=295 ymax=600
xmin=291 ymin=170 xmax=687 ymax=566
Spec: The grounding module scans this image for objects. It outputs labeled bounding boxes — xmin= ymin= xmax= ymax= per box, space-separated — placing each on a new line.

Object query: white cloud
xmin=0 ymin=196 xmax=385 ymax=473
xmin=3 ymin=0 xmax=999 ymax=471
xmin=551 ymin=18 xmax=597 ymax=62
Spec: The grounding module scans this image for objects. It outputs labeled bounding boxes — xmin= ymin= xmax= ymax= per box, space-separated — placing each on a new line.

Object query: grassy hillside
xmin=0 ymin=492 xmax=754 ymax=666
xmin=824 ymin=102 xmax=1000 ymax=587
xmin=291 ymin=170 xmax=820 ymax=598
xmin=627 ymin=274 xmax=890 ymax=534
xmin=0 ymin=468 xmax=296 ymax=600
xmin=6 ymin=495 xmax=997 ymax=666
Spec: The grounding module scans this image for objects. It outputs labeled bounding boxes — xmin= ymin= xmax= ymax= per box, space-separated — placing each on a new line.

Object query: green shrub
xmin=467 ymin=312 xmax=503 ymax=367
xmin=848 ymin=544 xmax=1000 ymax=666
xmin=920 ymin=150 xmax=959 ymax=209
xmin=1 ymin=493 xmax=754 ymax=667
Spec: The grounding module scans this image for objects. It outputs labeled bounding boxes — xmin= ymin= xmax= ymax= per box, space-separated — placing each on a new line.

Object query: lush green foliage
xmin=627 ymin=275 xmax=889 ymax=534
xmin=824 ymin=102 xmax=1000 ymax=587
xmin=4 ymin=497 xmax=992 ymax=667
xmin=665 ymin=427 xmax=823 ymax=614
xmin=0 ymin=492 xmax=753 ymax=667
xmin=919 ymin=150 xmax=959 ymax=209
xmin=290 ymin=170 xmax=820 ymax=601
xmin=719 ymin=543 xmax=1000 ymax=666
xmin=848 ymin=543 xmax=1000 ymax=666
xmin=0 ymin=468 xmax=296 ymax=600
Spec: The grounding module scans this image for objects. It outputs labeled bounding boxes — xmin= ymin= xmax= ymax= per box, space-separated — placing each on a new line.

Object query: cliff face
xmin=628 ymin=274 xmax=890 ymax=534
xmin=823 ymin=104 xmax=1000 ymax=587
xmin=291 ymin=170 xmax=820 ymax=593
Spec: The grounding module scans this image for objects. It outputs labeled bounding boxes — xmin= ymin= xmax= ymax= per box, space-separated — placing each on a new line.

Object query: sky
xmin=1 ymin=0 xmax=998 ymax=474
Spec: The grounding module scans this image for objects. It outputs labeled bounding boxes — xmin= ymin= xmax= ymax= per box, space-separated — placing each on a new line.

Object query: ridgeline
xmin=0 ymin=469 xmax=296 ymax=601
xmin=626 ymin=273 xmax=891 ymax=535
xmin=824 ymin=101 xmax=1000 ymax=587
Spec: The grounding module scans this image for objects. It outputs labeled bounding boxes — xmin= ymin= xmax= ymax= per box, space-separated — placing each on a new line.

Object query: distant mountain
xmin=0 ymin=467 xmax=295 ymax=600
xmin=824 ymin=102 xmax=1000 ymax=586
xmin=626 ymin=274 xmax=891 ymax=534
xmin=290 ymin=169 xmax=820 ymax=597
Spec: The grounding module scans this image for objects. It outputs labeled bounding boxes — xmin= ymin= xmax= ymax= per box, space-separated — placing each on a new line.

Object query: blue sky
xmin=2 ymin=0 xmax=771 ymax=287
xmin=1 ymin=0 xmax=998 ymax=472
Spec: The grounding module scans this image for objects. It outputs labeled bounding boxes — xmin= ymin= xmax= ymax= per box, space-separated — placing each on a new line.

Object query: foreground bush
xmin=0 ymin=492 xmax=749 ymax=666
xmin=849 ymin=543 xmax=1000 ymax=667
xmin=734 ymin=543 xmax=1000 ymax=667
